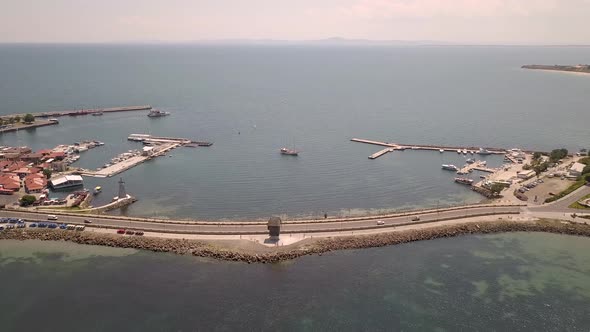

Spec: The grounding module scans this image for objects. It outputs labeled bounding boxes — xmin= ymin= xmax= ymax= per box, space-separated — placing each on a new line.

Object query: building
xmin=517 ymin=170 xmax=536 ymax=180
xmin=267 ymin=217 xmax=282 ymax=240
xmin=142 ymin=146 xmax=154 ymax=156
xmin=0 ymin=173 xmax=21 ymax=192
xmin=24 ymin=173 xmax=47 ymax=193
xmin=569 ymin=162 xmax=586 ymax=177
xmin=50 ymin=175 xmax=83 ymax=189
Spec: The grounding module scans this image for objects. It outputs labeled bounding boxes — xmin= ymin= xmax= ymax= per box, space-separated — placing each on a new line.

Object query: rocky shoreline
xmin=1 ymin=220 xmax=589 ymax=263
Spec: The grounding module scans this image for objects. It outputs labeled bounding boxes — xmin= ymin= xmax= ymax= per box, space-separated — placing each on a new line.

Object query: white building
xmin=517 ymin=170 xmax=536 ymax=179
xmin=569 ymin=162 xmax=586 ymax=177
xmin=50 ymin=175 xmax=83 ymax=189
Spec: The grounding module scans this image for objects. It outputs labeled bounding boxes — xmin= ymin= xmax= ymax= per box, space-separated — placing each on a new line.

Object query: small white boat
xmin=439 ymin=149 xmax=444 ymax=153
xmin=457 ymin=149 xmax=461 ymax=154
xmin=462 ymin=149 xmax=468 ymax=154
xmin=442 ymin=164 xmax=459 ymax=171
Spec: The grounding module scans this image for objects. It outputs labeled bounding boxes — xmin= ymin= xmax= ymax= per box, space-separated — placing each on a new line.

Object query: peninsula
xmin=522 ymin=64 xmax=590 ymax=74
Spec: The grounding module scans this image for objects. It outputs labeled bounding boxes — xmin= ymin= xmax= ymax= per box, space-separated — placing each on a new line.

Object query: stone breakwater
xmin=1 ymin=220 xmax=589 ymax=263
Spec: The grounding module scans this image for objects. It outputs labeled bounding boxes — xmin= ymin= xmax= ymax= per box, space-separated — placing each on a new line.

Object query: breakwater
xmin=1 ymin=219 xmax=589 ymax=263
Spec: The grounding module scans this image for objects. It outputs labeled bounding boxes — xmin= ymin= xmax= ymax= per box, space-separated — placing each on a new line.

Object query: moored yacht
xmin=147 ymin=109 xmax=171 ymax=118
xmin=478 ymin=148 xmax=493 ymax=155
xmin=454 ymin=177 xmax=474 ymax=185
xmin=280 ymin=148 xmax=299 ymax=156
xmin=442 ymin=164 xmax=458 ymax=171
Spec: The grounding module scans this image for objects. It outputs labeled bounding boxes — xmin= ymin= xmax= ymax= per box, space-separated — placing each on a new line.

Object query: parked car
xmin=83 ymin=219 xmax=92 ymax=224
xmin=125 ymin=230 xmax=135 ymax=235
xmin=117 ymin=229 xmax=126 ymax=234
xmin=29 ymin=223 xmax=37 ymax=228
xmin=411 ymin=216 xmax=421 ymax=221
xmin=135 ymin=231 xmax=144 ymax=236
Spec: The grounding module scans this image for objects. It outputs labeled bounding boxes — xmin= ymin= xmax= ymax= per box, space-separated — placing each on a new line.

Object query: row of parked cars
xmin=117 ymin=229 xmax=144 ymax=236
xmin=518 ymin=179 xmax=544 ymax=193
xmin=28 ymin=222 xmax=85 ymax=231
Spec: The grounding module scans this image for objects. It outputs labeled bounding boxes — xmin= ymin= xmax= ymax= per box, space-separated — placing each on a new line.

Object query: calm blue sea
xmin=0 ymin=44 xmax=589 ymax=219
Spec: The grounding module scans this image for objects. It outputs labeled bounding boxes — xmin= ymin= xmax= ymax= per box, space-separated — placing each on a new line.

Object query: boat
xmin=455 ymin=177 xmax=474 ymax=185
xmin=92 ymin=111 xmax=103 ymax=116
xmin=280 ymin=148 xmax=299 ymax=156
xmin=93 ymin=186 xmax=102 ymax=195
xmin=442 ymin=164 xmax=458 ymax=171
xmin=466 ymin=158 xmax=475 ymax=164
xmin=147 ymin=109 xmax=171 ymax=118
xmin=439 ymin=149 xmax=444 ymax=153
xmin=456 ymin=149 xmax=461 ymax=154
xmin=478 ymin=148 xmax=493 ymax=155
xmin=481 ymin=161 xmax=487 ymax=166
xmin=48 ymin=118 xmax=59 ymax=123
xmin=462 ymin=149 xmax=468 ymax=154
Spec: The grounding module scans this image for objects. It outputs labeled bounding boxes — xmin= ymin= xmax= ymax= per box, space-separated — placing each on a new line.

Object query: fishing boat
xmin=466 ymin=158 xmax=475 ymax=164
xmin=93 ymin=186 xmax=102 ymax=195
xmin=280 ymin=148 xmax=299 ymax=156
xmin=147 ymin=109 xmax=171 ymax=118
xmin=92 ymin=111 xmax=103 ymax=116
xmin=442 ymin=164 xmax=458 ymax=171
xmin=455 ymin=177 xmax=474 ymax=185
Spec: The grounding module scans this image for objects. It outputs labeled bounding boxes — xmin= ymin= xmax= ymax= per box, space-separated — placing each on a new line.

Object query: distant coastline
xmin=522 ymin=64 xmax=590 ymax=74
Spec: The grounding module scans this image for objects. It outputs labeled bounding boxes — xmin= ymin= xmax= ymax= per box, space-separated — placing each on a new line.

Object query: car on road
xmin=376 ymin=220 xmax=385 ymax=226
xmin=411 ymin=216 xmax=421 ymax=221
xmin=47 ymin=215 xmax=58 ymax=221
xmin=84 ymin=219 xmax=92 ymax=224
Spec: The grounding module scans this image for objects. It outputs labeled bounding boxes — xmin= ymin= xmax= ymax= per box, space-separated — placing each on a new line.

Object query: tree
xmin=585 ymin=174 xmax=590 ymax=184
xmin=42 ymin=168 xmax=52 ymax=179
xmin=14 ymin=115 xmax=21 ymax=123
xmin=490 ymin=183 xmax=506 ymax=196
xmin=533 ymin=152 xmax=542 ymax=160
xmin=23 ymin=113 xmax=35 ymax=123
xmin=583 ymin=165 xmax=590 ymax=176
xmin=549 ymin=148 xmax=568 ymax=162
xmin=20 ymin=195 xmax=37 ymax=207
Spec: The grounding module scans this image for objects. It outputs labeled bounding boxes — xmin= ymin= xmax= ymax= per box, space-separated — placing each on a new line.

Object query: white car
xmin=376 ymin=220 xmax=385 ymax=226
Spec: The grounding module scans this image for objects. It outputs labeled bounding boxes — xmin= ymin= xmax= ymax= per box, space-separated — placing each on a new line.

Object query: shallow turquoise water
xmin=0 ymin=232 xmax=589 ymax=331
xmin=0 ymin=45 xmax=589 ymax=219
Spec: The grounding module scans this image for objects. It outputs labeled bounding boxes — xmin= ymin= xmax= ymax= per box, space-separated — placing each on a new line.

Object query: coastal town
xmin=0 ymin=106 xmax=589 ymax=262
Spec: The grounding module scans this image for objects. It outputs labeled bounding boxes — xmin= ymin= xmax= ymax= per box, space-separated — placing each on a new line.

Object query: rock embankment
xmin=1 ymin=220 xmax=589 ymax=263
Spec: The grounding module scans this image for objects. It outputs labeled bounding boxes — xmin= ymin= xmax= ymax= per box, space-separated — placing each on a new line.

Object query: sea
xmin=0 ymin=232 xmax=589 ymax=331
xmin=0 ymin=44 xmax=589 ymax=220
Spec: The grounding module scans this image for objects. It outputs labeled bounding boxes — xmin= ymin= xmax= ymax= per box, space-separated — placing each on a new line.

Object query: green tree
xmin=20 ymin=195 xmax=37 ymax=207
xmin=585 ymin=174 xmax=590 ymax=183
xmin=490 ymin=183 xmax=506 ymax=196
xmin=533 ymin=152 xmax=542 ymax=160
xmin=23 ymin=113 xmax=35 ymax=123
xmin=583 ymin=165 xmax=590 ymax=175
xmin=42 ymin=168 xmax=52 ymax=179
xmin=14 ymin=115 xmax=21 ymax=123
xmin=550 ymin=148 xmax=568 ymax=162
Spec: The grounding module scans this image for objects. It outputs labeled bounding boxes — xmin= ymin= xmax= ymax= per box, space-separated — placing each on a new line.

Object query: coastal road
xmin=528 ymin=184 xmax=590 ymax=213
xmin=0 ymin=205 xmax=521 ymax=235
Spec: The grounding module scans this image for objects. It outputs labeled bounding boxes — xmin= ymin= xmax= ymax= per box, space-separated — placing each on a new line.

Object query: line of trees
xmin=0 ymin=113 xmax=35 ymax=126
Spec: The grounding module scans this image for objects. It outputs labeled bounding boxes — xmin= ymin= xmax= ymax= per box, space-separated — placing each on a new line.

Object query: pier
xmin=369 ymin=148 xmax=395 ymax=159
xmin=351 ymin=138 xmax=507 ymax=156
xmin=33 ymin=105 xmax=152 ymax=118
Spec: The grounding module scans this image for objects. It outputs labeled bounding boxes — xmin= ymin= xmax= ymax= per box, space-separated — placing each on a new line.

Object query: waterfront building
xmin=24 ymin=173 xmax=47 ymax=193
xmin=267 ymin=217 xmax=282 ymax=240
xmin=569 ymin=162 xmax=585 ymax=177
xmin=50 ymin=175 xmax=83 ymax=189
xmin=517 ymin=170 xmax=536 ymax=179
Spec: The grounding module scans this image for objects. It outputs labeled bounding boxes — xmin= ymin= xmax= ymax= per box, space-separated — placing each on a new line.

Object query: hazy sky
xmin=1 ymin=0 xmax=589 ymax=44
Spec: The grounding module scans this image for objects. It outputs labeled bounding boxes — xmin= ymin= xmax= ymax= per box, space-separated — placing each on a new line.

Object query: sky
xmin=1 ymin=0 xmax=589 ymax=44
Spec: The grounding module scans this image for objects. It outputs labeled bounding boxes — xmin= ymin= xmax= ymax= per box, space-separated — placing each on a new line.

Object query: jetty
xmin=351 ymin=138 xmax=506 ymax=156
xmin=369 ymin=148 xmax=395 ymax=159
xmin=0 ymin=119 xmax=58 ymax=134
xmin=33 ymin=105 xmax=152 ymax=118
xmin=457 ymin=161 xmax=497 ymax=175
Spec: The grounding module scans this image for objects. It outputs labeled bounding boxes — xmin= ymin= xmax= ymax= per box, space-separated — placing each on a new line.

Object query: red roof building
xmin=24 ymin=173 xmax=47 ymax=193
xmin=0 ymin=173 xmax=21 ymax=192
